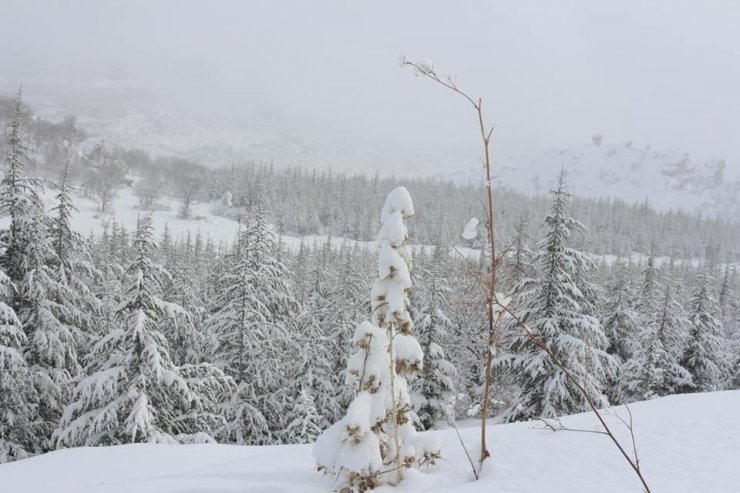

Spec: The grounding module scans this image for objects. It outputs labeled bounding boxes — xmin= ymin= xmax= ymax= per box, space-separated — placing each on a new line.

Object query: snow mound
xmin=380 ymin=186 xmax=414 ymax=222
xmin=461 ymin=218 xmax=479 ymax=240
xmin=1 ymin=391 xmax=738 ymax=492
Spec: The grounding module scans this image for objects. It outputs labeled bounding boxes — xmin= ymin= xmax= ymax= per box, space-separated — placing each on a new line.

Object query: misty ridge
xmin=0 ymin=92 xmax=738 ymax=259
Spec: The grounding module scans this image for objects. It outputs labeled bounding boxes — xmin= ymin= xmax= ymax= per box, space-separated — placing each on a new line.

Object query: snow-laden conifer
xmin=314 ymin=187 xmax=439 ymax=490
xmin=328 ymin=242 xmax=371 ymax=418
xmin=48 ymin=167 xmax=103 ymax=364
xmin=283 ymin=387 xmax=323 ymax=444
xmin=499 ymin=216 xmax=534 ymax=290
xmin=16 ymin=209 xmax=83 ymax=449
xmin=207 ymin=206 xmax=299 ymax=444
xmin=0 ymin=271 xmax=37 ymax=462
xmin=496 ymin=172 xmax=616 ymax=420
xmin=0 ymin=89 xmax=44 ymax=286
xmin=602 ymin=261 xmax=641 ymax=364
xmin=161 ymin=239 xmax=206 ymax=366
xmin=285 ymin=240 xmax=341 ymax=428
xmin=621 ymin=278 xmax=693 ymax=400
xmin=681 ymin=260 xmax=731 ymax=391
xmin=411 ymin=245 xmax=456 ymax=430
xmin=55 ymin=216 xmax=229 ymax=446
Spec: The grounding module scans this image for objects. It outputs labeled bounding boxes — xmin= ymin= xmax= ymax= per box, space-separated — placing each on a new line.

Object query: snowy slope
xmin=18 ymin=87 xmax=740 ymax=219
xmin=1 ymin=390 xmax=737 ymax=493
xmin=0 ymin=186 xmax=482 ymax=261
xmin=453 ymin=140 xmax=740 ymax=219
xmin=12 ymin=86 xmax=451 ymax=177
xmin=0 ymin=186 xmax=241 ymax=247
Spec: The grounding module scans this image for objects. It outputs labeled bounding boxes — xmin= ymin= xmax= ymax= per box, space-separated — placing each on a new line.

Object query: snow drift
xmin=1 ymin=390 xmax=737 ymax=493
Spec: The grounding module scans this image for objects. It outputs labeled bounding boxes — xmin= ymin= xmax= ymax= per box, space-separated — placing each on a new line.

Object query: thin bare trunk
xmin=387 ymin=325 xmax=403 ymax=484
xmin=401 ymin=60 xmax=498 ymax=468
xmin=402 ymin=59 xmax=652 ymax=492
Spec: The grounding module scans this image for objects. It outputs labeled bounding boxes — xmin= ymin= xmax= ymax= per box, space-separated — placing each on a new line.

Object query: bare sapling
xmin=401 ymin=57 xmax=652 ymax=493
xmin=400 ymin=56 xmax=499 ymax=473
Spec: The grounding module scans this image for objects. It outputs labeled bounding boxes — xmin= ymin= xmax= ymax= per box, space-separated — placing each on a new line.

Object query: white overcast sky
xmin=1 ymin=0 xmax=738 ymax=173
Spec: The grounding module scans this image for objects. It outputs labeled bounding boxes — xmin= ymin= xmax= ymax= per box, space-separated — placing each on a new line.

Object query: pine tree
xmin=282 ymin=387 xmax=322 ymax=444
xmin=4 ymin=175 xmax=101 ymax=451
xmin=602 ymin=261 xmax=640 ymax=363
xmin=161 ymin=240 xmax=205 ymax=366
xmin=446 ymin=257 xmax=488 ymax=418
xmin=0 ymin=271 xmax=37 ymax=462
xmin=621 ymin=279 xmax=693 ymax=400
xmin=287 ymin=239 xmax=339 ymax=428
xmin=411 ymin=245 xmax=456 ymax=430
xmin=207 ymin=206 xmax=298 ymax=445
xmin=314 ymin=187 xmax=438 ymax=490
xmin=496 ymin=172 xmax=616 ymax=420
xmin=328 ymin=242 xmax=370 ymax=418
xmin=639 ymin=250 xmax=658 ymax=314
xmin=500 ymin=215 xmax=534 ymax=291
xmin=55 ymin=216 xmax=228 ymax=446
xmin=681 ymin=261 xmax=730 ymax=391
xmin=0 ymin=88 xmax=43 ymax=287
xmin=288 ymin=305 xmax=337 ymax=435
xmin=48 ymin=166 xmax=102 ymax=359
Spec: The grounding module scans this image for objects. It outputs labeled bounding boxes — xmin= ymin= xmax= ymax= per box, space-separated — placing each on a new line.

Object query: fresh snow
xmin=461 ymin=218 xmax=478 ymax=240
xmin=0 ymin=186 xmax=475 ymax=260
xmin=1 ymin=390 xmax=738 ymax=492
xmin=450 ymin=140 xmax=740 ymax=220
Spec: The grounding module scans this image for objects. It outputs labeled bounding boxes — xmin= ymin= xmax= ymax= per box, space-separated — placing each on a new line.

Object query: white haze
xmin=0 ymin=0 xmax=738 ymax=176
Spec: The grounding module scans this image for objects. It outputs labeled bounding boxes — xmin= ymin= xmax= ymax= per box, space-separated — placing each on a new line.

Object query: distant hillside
xmin=453 ymin=139 xmax=740 ymax=220
xmin=8 ymin=86 xmax=740 ymax=221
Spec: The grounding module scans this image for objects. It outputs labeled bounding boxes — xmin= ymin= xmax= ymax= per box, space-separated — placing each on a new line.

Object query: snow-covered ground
xmin=451 ymin=140 xmax=740 ymax=220
xmin=0 ymin=186 xmax=483 ymax=260
xmin=1 ymin=390 xmax=737 ymax=492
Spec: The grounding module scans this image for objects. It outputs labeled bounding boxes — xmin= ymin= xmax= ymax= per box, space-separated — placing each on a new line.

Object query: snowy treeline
xmin=2 ymin=94 xmax=740 ymax=258
xmin=1 ymin=91 xmax=739 ymax=466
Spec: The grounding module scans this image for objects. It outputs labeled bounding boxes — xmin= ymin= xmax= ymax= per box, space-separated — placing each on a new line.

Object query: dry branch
xmin=402 ymin=57 xmax=652 ymax=493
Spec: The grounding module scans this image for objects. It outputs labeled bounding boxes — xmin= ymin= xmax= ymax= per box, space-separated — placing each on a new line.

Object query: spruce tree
xmin=601 ymin=262 xmax=641 ymax=363
xmin=411 ymin=245 xmax=456 ymax=430
xmin=314 ymin=187 xmax=438 ymax=489
xmin=681 ymin=261 xmax=730 ymax=391
xmin=328 ymin=242 xmax=370 ymax=418
xmin=0 ymin=271 xmax=37 ymax=462
xmin=49 ymin=166 xmax=102 ymax=360
xmin=282 ymin=387 xmax=322 ymax=444
xmin=287 ymin=239 xmax=339 ymax=428
xmin=496 ymin=172 xmax=616 ymax=420
xmin=0 ymin=88 xmax=43 ymax=287
xmin=207 ymin=206 xmax=298 ymax=445
xmin=55 ymin=216 xmax=228 ymax=446
xmin=16 ymin=208 xmax=83 ymax=449
xmin=621 ymin=279 xmax=693 ymax=400
xmin=500 ymin=215 xmax=534 ymax=291
xmin=161 ymin=239 xmax=205 ymax=366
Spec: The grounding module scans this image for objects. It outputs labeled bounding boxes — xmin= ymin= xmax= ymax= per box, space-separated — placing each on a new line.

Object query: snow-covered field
xmin=1 ymin=390 xmax=736 ymax=493
xmin=0 ymin=186 xmax=483 ymax=260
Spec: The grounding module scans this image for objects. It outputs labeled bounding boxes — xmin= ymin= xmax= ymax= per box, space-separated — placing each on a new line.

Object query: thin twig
xmin=538 ymin=417 xmax=608 ymax=435
xmin=403 ymin=58 xmax=651 ymax=493
xmin=501 ymin=304 xmax=651 ymax=493
xmin=403 ymin=58 xmax=497 ymax=471
xmin=448 ymin=415 xmax=479 ymax=480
